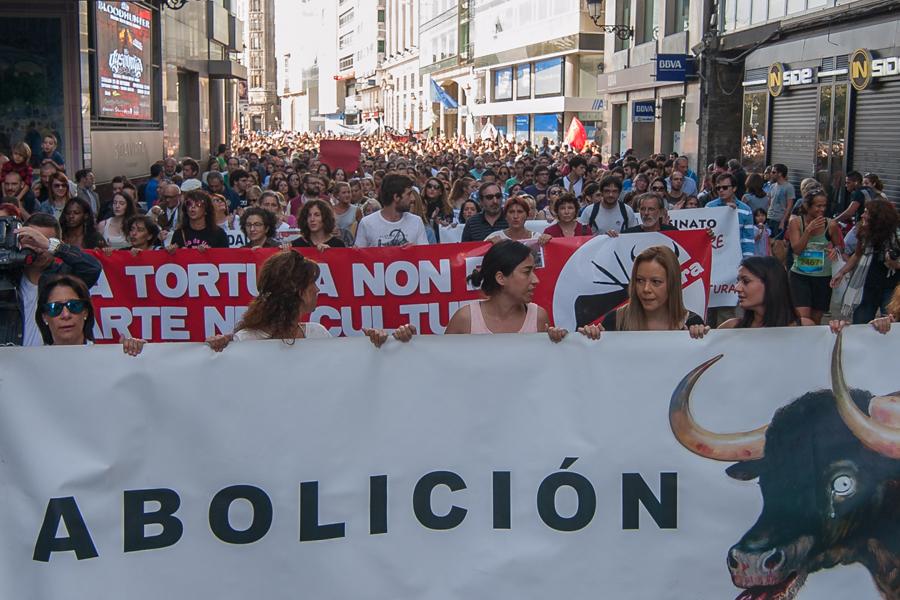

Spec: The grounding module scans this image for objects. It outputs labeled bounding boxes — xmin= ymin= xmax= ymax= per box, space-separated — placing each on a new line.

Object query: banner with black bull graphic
xmin=1 ymin=326 xmax=897 ymax=599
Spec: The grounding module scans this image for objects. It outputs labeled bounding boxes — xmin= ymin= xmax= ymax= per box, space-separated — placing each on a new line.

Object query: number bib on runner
xmin=796 ymin=242 xmax=826 ymax=274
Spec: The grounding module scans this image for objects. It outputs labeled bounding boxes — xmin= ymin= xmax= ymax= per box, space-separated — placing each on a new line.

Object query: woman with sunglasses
xmin=423 ymin=177 xmax=455 ymax=242
xmin=35 ymin=274 xmax=96 ymax=346
xmin=537 ymin=186 xmax=563 ymax=221
xmin=39 ymin=172 xmax=71 ymax=220
xmin=169 ymin=189 xmax=229 ymax=251
xmin=97 ymin=189 xmax=136 ymax=249
xmin=649 ymin=177 xmax=669 ymax=208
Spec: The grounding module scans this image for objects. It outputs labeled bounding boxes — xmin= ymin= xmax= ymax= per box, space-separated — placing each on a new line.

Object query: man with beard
xmin=667 ymin=156 xmax=698 ymax=197
xmin=462 ymin=182 xmax=509 ymax=242
xmin=355 ymin=174 xmax=428 ymax=247
xmin=665 ymin=170 xmax=687 ymax=208
xmin=289 ymin=173 xmax=323 ymax=216
xmin=3 ymin=170 xmax=38 ymax=215
xmin=206 ymin=172 xmax=240 ymax=212
xmin=622 ymin=193 xmax=678 ymax=234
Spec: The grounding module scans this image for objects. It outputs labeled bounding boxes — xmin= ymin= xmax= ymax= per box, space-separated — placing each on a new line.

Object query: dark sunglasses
xmin=716 ymin=185 xmax=734 ymax=191
xmin=481 ymin=193 xmax=503 ymax=200
xmin=42 ymin=299 xmax=87 ymax=318
xmin=426 ymin=183 xmax=443 ymax=190
xmin=651 ymin=186 xmax=666 ymax=191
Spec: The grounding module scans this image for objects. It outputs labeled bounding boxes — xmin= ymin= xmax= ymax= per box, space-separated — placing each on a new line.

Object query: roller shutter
xmin=769 ymin=87 xmax=817 ymax=190
xmin=853 ymin=79 xmax=900 ymax=208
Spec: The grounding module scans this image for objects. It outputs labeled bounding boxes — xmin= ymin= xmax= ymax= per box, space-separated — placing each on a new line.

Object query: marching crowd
xmin=1 ymin=130 xmax=897 ymax=348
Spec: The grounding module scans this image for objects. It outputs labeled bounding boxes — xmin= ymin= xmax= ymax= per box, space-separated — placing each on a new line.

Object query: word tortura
xmin=33 ymin=460 xmax=677 ymax=562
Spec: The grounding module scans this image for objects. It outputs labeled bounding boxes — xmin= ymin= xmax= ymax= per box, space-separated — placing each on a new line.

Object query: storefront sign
xmin=655 ymin=54 xmax=694 ymax=82
xmin=94 ymin=0 xmax=153 ymax=120
xmin=850 ymin=48 xmax=900 ymax=91
xmin=767 ymin=62 xmax=815 ymax=97
xmin=632 ymin=101 xmax=656 ymax=123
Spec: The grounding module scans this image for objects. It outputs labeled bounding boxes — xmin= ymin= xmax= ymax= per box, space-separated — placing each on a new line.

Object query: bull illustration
xmin=669 ymin=334 xmax=900 ymax=599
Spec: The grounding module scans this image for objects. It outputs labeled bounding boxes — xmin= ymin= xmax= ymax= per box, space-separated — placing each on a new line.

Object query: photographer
xmin=1 ymin=213 xmax=102 ymax=346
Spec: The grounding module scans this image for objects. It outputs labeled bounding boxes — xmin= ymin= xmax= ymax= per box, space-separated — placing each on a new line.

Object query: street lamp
xmin=585 ymin=0 xmax=634 ymax=40
xmin=160 ymin=0 xmax=189 ymax=9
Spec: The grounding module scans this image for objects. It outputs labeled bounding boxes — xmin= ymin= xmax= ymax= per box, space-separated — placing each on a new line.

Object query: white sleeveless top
xmin=233 ymin=322 xmax=331 ymax=341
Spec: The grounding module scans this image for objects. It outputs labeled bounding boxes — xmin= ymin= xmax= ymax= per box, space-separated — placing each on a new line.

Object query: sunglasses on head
xmin=481 ymin=193 xmax=503 ymax=200
xmin=42 ymin=299 xmax=87 ymax=318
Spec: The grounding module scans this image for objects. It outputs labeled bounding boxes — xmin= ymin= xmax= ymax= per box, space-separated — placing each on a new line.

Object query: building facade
xmin=0 ymin=0 xmax=245 ymax=183
xmin=275 ymin=0 xmax=321 ymax=132
xmin=704 ymin=0 xmax=900 ymax=198
xmin=245 ymin=0 xmax=278 ymax=131
xmin=381 ymin=0 xmax=422 ymax=132
xmin=469 ymin=0 xmax=604 ymax=146
xmin=597 ymin=0 xmax=701 ymax=164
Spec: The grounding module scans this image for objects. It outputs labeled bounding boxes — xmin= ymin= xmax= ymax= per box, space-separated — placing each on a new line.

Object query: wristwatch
xmin=47 ymin=237 xmax=61 ymax=255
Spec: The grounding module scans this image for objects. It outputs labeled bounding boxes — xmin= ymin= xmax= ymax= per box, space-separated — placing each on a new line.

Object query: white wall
xmin=471 ymin=0 xmax=581 ymax=58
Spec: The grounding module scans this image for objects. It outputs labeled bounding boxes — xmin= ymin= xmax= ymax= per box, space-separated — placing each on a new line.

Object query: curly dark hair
xmin=240 ymin=206 xmax=277 ymax=240
xmin=858 ymin=199 xmax=899 ymax=250
xmin=298 ymin=199 xmax=336 ymax=240
xmin=236 ymin=251 xmax=320 ymax=341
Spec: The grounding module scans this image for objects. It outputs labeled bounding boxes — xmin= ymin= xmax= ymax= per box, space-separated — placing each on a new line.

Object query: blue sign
xmin=632 ymin=101 xmax=656 ymax=123
xmin=655 ymin=54 xmax=695 ymax=82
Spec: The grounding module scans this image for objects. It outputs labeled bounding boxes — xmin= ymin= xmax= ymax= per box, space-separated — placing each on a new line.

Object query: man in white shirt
xmin=355 ymin=174 xmax=428 ymax=247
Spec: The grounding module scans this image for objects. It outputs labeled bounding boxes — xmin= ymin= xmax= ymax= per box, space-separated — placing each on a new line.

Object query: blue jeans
xmin=852 ymin=286 xmax=896 ymax=324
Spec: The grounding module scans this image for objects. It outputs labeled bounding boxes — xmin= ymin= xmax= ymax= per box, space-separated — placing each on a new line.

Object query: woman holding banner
xmin=240 ymin=207 xmax=280 ymax=249
xmin=445 ymin=240 xmax=600 ymax=341
xmin=543 ymin=193 xmax=592 ymax=238
xmin=486 ymin=196 xmax=551 ymax=245
xmin=205 ymin=251 xmax=414 ymax=349
xmin=169 ymin=190 xmax=229 ymax=250
xmin=291 ymin=199 xmax=346 ymax=250
xmin=601 ymin=246 xmax=705 ymax=332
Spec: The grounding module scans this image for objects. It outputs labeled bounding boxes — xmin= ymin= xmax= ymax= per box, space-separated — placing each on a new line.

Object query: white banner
xmin=1 ymin=327 xmax=897 ymax=599
xmin=669 ymin=207 xmax=742 ymax=307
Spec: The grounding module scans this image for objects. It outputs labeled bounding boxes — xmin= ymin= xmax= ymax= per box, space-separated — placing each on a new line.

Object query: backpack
xmin=588 ymin=201 xmax=629 ymax=234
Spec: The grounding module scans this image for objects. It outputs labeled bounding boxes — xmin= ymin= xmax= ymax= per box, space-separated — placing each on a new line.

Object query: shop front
xmin=740 ymin=16 xmax=900 ymax=199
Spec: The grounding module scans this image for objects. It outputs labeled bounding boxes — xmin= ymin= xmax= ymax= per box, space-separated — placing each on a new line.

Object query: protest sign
xmin=319 ymin=139 xmax=362 ymax=174
xmin=0 ymin=327 xmax=895 ymax=599
xmin=88 ymin=231 xmax=711 ymax=342
xmin=668 ymin=206 xmax=742 ymax=307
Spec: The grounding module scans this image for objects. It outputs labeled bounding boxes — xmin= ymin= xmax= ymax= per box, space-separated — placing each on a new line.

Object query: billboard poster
xmin=94 ymin=1 xmax=153 ymax=120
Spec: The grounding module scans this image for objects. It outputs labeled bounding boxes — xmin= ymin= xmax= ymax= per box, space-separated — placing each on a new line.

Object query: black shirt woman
xmin=169 ymin=189 xmax=229 ymax=251
xmin=602 ymin=246 xmax=705 ymax=332
xmin=291 ymin=199 xmax=346 ymax=251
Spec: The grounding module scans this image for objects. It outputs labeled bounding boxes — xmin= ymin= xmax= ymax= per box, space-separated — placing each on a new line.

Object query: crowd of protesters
xmin=1 ymin=129 xmax=897 ymax=348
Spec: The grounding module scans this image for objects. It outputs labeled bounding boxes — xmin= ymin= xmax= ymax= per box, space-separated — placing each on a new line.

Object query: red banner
xmin=88 ymin=231 xmax=711 ymax=342
xmin=318 ymin=140 xmax=361 ymax=175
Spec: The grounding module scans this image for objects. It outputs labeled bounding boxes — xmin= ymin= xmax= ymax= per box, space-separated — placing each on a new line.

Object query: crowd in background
xmin=1 ymin=129 xmax=897 ymax=347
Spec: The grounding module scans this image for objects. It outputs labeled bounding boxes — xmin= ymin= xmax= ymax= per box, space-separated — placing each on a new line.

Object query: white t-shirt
xmin=578 ymin=202 xmax=638 ymax=234
xmin=486 ymin=229 xmax=539 ymax=242
xmin=233 ymin=322 xmax=331 ymax=341
xmin=354 ymin=211 xmax=429 ymax=247
xmin=19 ymin=275 xmax=43 ymax=347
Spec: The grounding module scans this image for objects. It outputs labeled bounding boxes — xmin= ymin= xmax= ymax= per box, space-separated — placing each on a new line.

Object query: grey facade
xmin=246 ymin=0 xmax=278 ymax=131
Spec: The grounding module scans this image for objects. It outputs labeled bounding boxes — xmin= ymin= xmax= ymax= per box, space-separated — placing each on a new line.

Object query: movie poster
xmin=94 ymin=1 xmax=153 ymax=120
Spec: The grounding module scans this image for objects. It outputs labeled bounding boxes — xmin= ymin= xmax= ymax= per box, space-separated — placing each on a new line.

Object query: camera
xmin=888 ymin=247 xmax=899 ymax=261
xmin=0 ymin=215 xmax=32 ymax=269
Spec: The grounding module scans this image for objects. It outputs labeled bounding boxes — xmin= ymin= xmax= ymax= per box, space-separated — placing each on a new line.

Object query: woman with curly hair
xmin=61 ymin=197 xmax=105 ymax=249
xmin=240 ymin=206 xmax=280 ymax=249
xmin=169 ymin=189 xmax=229 ymax=249
xmin=831 ymin=199 xmax=900 ymax=323
xmin=205 ymin=251 xmax=415 ymax=348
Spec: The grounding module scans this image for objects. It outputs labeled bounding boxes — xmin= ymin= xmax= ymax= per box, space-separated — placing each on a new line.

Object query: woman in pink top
xmin=445 ymin=240 xmax=601 ymax=341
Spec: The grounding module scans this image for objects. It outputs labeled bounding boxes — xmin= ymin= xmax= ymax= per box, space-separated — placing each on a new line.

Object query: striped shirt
xmin=706 ymin=198 xmax=756 ymax=257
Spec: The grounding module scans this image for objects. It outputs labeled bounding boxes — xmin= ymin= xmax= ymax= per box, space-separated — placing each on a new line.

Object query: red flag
xmin=319 ymin=140 xmax=361 ymax=174
xmin=564 ymin=117 xmax=587 ymax=151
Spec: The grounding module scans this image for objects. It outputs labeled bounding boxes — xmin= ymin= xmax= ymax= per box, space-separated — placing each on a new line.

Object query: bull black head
xmin=669 ymin=335 xmax=900 ymax=600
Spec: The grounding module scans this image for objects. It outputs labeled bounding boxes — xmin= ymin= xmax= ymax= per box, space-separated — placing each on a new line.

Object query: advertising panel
xmin=95 ymin=1 xmax=153 ymax=120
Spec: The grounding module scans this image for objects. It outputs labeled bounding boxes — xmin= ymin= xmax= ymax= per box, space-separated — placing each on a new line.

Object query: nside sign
xmin=768 ymin=62 xmax=815 ymax=96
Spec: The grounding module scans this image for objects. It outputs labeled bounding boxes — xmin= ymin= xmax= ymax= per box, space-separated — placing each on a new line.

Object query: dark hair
xmin=111 ymin=189 xmax=138 ymax=220
xmin=568 ymin=156 xmax=587 ymax=170
xmin=125 ymin=214 xmax=160 ymax=248
xmin=478 ymin=181 xmax=502 ymax=201
xmin=237 ymin=251 xmax=320 ymax=341
xmin=182 ymin=158 xmax=199 ymax=175
xmin=533 ymin=165 xmax=550 ymax=177
xmin=36 ymin=274 xmax=95 ymax=345
xmin=481 ymin=168 xmax=497 ymax=180
xmin=298 ymin=198 xmax=336 ymax=240
xmin=231 ymin=168 xmax=250 ymax=183
xmin=858 ymin=199 xmax=900 ymax=250
xmin=745 ymin=173 xmax=766 ymax=198
xmin=598 ymin=175 xmax=622 ymax=193
xmin=846 ymin=170 xmax=862 ymax=183
xmin=715 ymin=172 xmax=737 ymax=187
xmin=467 ymin=240 xmax=532 ymax=297
xmin=772 ymin=163 xmax=788 ymax=178
xmin=74 ymin=168 xmax=92 ymax=183
xmin=150 ymin=163 xmax=164 ymax=178
xmin=458 ymin=199 xmax=480 ymax=224
xmin=553 ymin=192 xmax=579 ymax=214
xmin=736 ymin=256 xmax=800 ymax=328
xmin=714 ymin=155 xmax=728 ymax=170
xmin=799 ymin=189 xmax=828 ymax=215
xmin=61 ymin=197 xmax=104 ymax=249
xmin=25 ymin=212 xmax=62 ymax=237
xmin=379 ymin=173 xmax=413 ymax=207
xmin=240 ymin=206 xmax=277 ymax=240
xmin=181 ymin=189 xmax=217 ymax=230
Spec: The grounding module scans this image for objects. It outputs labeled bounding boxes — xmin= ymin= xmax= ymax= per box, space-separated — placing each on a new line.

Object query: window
xmin=615 ymin=0 xmax=632 ymax=52
xmin=534 ymin=57 xmax=563 ymax=97
xmin=339 ymin=32 xmax=353 ymax=50
xmin=740 ymin=92 xmax=768 ymax=173
xmin=493 ymin=68 xmax=512 ymax=101
xmin=637 ymin=0 xmax=657 ymax=44
xmin=378 ymin=9 xmax=385 ymax=23
xmin=533 ymin=113 xmax=562 ymax=144
xmin=516 ymin=64 xmax=531 ymax=99
xmin=378 ymin=40 xmax=385 ymax=54
xmin=339 ymin=55 xmax=353 ymax=70
xmin=339 ymin=9 xmax=354 ymax=27
xmin=815 ymin=84 xmax=847 ymax=181
xmin=515 ymin=115 xmax=531 ymax=142
xmin=250 ymin=35 xmax=260 ymax=50
xmin=668 ymin=0 xmax=689 ymax=34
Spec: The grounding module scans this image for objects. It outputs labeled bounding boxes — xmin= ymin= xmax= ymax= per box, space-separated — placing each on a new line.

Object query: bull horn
xmin=831 ymin=333 xmax=900 ymax=459
xmin=669 ymin=355 xmax=767 ymax=461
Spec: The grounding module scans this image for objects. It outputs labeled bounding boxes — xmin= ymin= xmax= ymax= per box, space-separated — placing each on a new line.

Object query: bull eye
xmin=831 ymin=474 xmax=856 ymax=497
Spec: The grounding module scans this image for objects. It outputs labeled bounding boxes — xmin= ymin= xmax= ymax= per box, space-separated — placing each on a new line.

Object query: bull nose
xmin=728 ymin=546 xmax=787 ymax=578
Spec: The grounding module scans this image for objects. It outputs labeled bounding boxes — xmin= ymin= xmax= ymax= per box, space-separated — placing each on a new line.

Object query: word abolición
xmin=33 ymin=460 xmax=676 ymax=562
